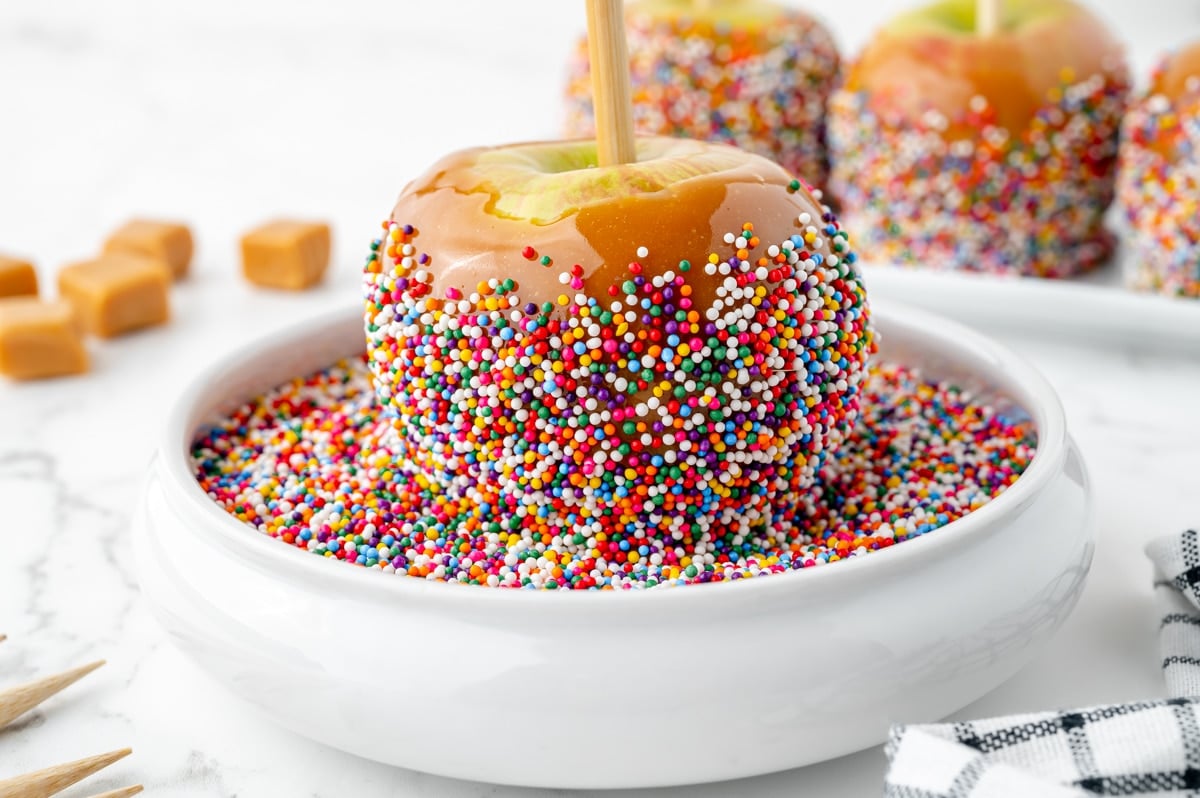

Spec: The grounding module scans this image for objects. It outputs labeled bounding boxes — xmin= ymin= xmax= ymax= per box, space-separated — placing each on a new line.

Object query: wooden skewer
xmin=0 ymin=748 xmax=131 ymax=798
xmin=85 ymin=786 xmax=143 ymax=798
xmin=977 ymin=0 xmax=1001 ymax=36
xmin=586 ymin=0 xmax=637 ymax=166
xmin=0 ymin=660 xmax=105 ymax=730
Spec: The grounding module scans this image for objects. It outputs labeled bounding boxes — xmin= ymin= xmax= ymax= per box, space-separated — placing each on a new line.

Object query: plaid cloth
xmin=883 ymin=529 xmax=1200 ymax=797
xmin=1149 ymin=530 xmax=1200 ymax=700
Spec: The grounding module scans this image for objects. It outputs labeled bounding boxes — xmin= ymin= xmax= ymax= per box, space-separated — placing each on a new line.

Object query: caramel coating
xmin=844 ymin=0 xmax=1125 ymax=137
xmin=388 ymin=138 xmax=824 ymax=311
xmin=1151 ymin=41 xmax=1200 ymax=102
xmin=1141 ymin=41 xmax=1200 ymax=164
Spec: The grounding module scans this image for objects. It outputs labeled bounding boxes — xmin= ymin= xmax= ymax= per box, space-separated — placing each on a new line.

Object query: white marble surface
xmin=1 ymin=1 xmax=1199 ymax=795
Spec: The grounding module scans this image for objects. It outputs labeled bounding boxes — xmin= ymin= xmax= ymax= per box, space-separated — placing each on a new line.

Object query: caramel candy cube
xmin=57 ymin=254 xmax=171 ymax=338
xmin=241 ymin=220 xmax=331 ymax=290
xmin=0 ymin=298 xmax=88 ymax=380
xmin=103 ymin=219 xmax=194 ymax=279
xmin=0 ymin=255 xmax=38 ymax=298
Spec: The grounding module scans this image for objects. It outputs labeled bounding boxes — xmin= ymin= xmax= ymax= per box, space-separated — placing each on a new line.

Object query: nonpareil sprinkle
xmin=192 ymin=359 xmax=1035 ymax=590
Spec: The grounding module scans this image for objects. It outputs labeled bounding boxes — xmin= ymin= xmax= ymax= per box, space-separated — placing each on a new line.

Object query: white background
xmin=1 ymin=1 xmax=1199 ymax=796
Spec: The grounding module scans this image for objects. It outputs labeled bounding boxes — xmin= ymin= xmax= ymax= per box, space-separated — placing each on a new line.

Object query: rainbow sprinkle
xmin=828 ymin=68 xmax=1129 ymax=277
xmin=192 ymin=358 xmax=1036 ymax=590
xmin=364 ymin=216 xmax=871 ymax=549
xmin=563 ymin=9 xmax=840 ymax=189
xmin=1118 ymin=68 xmax=1200 ymax=298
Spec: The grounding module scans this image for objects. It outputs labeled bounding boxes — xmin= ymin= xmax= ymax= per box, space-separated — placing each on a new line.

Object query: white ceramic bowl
xmin=133 ymin=302 xmax=1092 ymax=789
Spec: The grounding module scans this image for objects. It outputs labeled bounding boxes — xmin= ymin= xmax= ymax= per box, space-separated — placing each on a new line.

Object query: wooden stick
xmin=85 ymin=786 xmax=143 ymax=798
xmin=0 ymin=748 xmax=131 ymax=798
xmin=586 ymin=0 xmax=637 ymax=166
xmin=977 ymin=0 xmax=1001 ymax=36
xmin=0 ymin=660 xmax=105 ymax=729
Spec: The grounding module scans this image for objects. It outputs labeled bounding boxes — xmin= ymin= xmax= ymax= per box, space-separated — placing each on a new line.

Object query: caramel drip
xmin=1151 ymin=42 xmax=1200 ymax=102
xmin=844 ymin=8 xmax=1126 ymax=137
xmin=388 ymin=141 xmax=823 ymax=310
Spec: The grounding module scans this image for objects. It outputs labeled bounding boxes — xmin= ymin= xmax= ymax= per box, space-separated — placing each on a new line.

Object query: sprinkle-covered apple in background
xmin=843 ymin=0 xmax=1120 ymax=136
xmin=563 ymin=0 xmax=840 ymax=190
xmin=1118 ymin=40 xmax=1200 ymax=298
xmin=827 ymin=0 xmax=1130 ymax=279
xmin=1137 ymin=41 xmax=1200 ymax=162
xmin=363 ymin=135 xmax=873 ymax=544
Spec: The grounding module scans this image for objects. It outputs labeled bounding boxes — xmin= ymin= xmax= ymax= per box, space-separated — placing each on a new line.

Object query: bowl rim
xmin=158 ymin=300 xmax=1067 ymax=610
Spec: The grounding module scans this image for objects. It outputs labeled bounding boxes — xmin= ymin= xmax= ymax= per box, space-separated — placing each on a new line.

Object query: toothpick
xmin=85 ymin=786 xmax=143 ymax=798
xmin=977 ymin=0 xmax=1001 ymax=36
xmin=0 ymin=660 xmax=105 ymax=729
xmin=586 ymin=0 xmax=637 ymax=166
xmin=0 ymin=748 xmax=131 ymax=798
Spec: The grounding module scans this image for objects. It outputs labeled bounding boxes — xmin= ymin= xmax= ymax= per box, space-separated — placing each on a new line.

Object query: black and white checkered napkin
xmin=883 ymin=529 xmax=1200 ymax=797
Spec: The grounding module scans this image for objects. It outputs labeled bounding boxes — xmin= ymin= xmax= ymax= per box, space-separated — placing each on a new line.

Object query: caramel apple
xmin=1117 ymin=41 xmax=1200 ymax=298
xmin=828 ymin=0 xmax=1130 ymax=278
xmin=563 ymin=0 xmax=840 ymax=189
xmin=364 ymin=136 xmax=873 ymax=544
xmin=1148 ymin=43 xmax=1200 ymax=105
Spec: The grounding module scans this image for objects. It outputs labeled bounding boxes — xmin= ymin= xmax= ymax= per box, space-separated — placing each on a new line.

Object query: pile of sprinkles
xmin=364 ymin=211 xmax=871 ymax=548
xmin=563 ymin=9 xmax=840 ymax=188
xmin=1117 ymin=71 xmax=1200 ymax=298
xmin=827 ymin=67 xmax=1130 ymax=278
xmin=192 ymin=358 xmax=1035 ymax=589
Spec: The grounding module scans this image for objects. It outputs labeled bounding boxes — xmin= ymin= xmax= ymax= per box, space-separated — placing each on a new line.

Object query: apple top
xmin=843 ymin=0 xmax=1127 ymax=137
xmin=1151 ymin=41 xmax=1200 ymax=104
xmin=381 ymin=137 xmax=832 ymax=314
xmin=1126 ymin=41 xmax=1200 ymax=163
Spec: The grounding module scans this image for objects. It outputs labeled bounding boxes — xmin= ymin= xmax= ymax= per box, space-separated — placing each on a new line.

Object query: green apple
xmin=843 ymin=0 xmax=1125 ymax=134
xmin=1150 ymin=40 xmax=1200 ymax=102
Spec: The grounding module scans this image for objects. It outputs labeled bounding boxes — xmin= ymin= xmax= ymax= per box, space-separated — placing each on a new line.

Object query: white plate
xmin=861 ymin=245 xmax=1200 ymax=351
xmin=134 ymin=302 xmax=1091 ymax=789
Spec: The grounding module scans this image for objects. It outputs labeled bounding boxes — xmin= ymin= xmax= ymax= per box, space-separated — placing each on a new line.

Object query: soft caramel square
xmin=0 ymin=298 xmax=88 ymax=380
xmin=103 ymin=219 xmax=194 ymax=280
xmin=57 ymin=253 xmax=171 ymax=338
xmin=0 ymin=255 xmax=38 ymax=298
xmin=241 ymin=220 xmax=331 ymax=290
